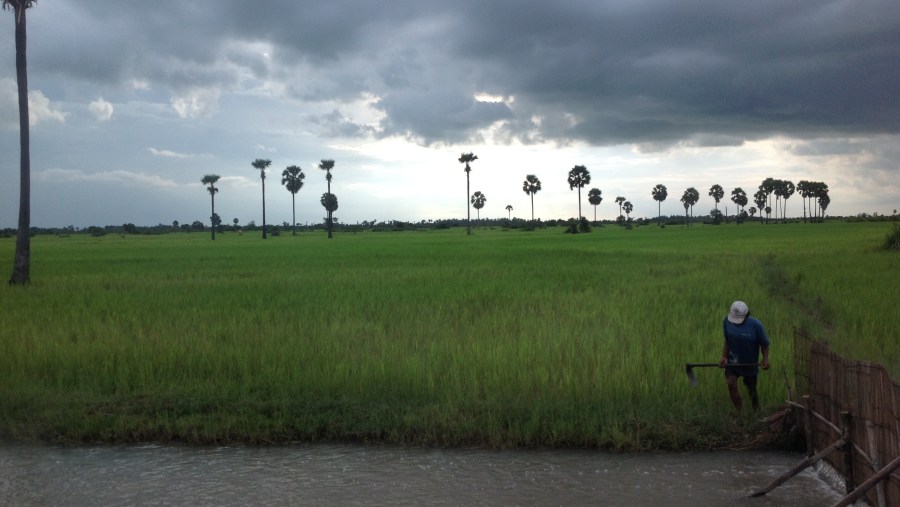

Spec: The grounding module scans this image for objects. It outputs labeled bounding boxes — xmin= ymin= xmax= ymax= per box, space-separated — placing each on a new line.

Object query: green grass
xmin=0 ymin=221 xmax=895 ymax=448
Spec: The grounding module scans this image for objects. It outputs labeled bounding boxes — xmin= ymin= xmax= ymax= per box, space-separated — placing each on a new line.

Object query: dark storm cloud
xmin=15 ymin=0 xmax=900 ymax=147
xmin=449 ymin=0 xmax=900 ymax=146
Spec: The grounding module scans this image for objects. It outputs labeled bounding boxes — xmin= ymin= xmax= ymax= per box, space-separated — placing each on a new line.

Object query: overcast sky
xmin=1 ymin=0 xmax=898 ymax=228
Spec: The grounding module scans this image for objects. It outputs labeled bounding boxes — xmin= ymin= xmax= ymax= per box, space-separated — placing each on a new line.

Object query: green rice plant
xmin=885 ymin=222 xmax=900 ymax=251
xmin=0 ymin=222 xmax=894 ymax=447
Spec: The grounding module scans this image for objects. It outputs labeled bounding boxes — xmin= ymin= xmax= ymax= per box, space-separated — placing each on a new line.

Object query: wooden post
xmin=841 ymin=411 xmax=855 ymax=494
xmin=802 ymin=395 xmax=814 ymax=458
xmin=864 ymin=420 xmax=886 ymax=507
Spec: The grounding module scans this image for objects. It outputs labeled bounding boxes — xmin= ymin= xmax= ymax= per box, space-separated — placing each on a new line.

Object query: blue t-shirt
xmin=722 ymin=317 xmax=770 ymax=376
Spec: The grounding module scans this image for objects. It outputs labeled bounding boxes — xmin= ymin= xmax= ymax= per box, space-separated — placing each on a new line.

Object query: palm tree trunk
xmin=530 ymin=194 xmax=534 ymax=221
xmin=291 ymin=194 xmax=296 ymax=236
xmin=466 ymin=172 xmax=471 ymax=235
xmin=210 ymin=194 xmax=216 ymax=241
xmin=261 ymin=178 xmax=267 ymax=239
xmin=577 ymin=190 xmax=582 ymax=220
xmin=9 ymin=5 xmax=31 ymax=285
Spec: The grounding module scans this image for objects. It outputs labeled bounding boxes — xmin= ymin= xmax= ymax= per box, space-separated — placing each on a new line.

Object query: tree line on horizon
xmin=194 ymin=152 xmax=826 ymax=239
xmin=8 ymin=208 xmax=895 ymax=241
xmin=457 ymin=152 xmax=832 ymax=233
xmin=197 ymin=152 xmax=833 ymax=240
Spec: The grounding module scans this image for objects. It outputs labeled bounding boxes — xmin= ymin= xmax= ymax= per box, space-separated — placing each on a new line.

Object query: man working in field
xmin=719 ymin=301 xmax=770 ymax=411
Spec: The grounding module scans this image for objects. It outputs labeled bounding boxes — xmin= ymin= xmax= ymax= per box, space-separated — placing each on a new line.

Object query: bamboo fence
xmin=792 ymin=328 xmax=899 ymax=507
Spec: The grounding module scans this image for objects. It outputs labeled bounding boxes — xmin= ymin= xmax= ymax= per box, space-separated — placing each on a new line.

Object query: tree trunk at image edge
xmin=9 ymin=6 xmax=31 ymax=285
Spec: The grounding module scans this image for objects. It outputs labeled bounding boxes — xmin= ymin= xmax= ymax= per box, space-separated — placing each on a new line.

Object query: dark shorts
xmin=725 ymin=368 xmax=758 ymax=389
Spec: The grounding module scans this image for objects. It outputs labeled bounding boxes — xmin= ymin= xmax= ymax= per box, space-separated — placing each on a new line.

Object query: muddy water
xmin=1 ymin=444 xmax=845 ymax=506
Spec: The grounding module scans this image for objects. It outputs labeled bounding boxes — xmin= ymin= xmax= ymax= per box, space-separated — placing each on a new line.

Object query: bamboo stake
xmin=841 ymin=411 xmax=855 ymax=494
xmin=802 ymin=395 xmax=814 ymax=458
xmin=749 ymin=437 xmax=845 ymax=498
xmin=864 ymin=420 xmax=887 ymax=507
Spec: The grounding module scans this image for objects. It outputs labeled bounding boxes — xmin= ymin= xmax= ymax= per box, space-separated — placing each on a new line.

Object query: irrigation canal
xmin=2 ymin=444 xmax=846 ymax=505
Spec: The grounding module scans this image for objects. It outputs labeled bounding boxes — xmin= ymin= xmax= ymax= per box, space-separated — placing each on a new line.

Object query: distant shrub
xmin=87 ymin=226 xmax=106 ymax=237
xmin=564 ymin=217 xmax=591 ymax=234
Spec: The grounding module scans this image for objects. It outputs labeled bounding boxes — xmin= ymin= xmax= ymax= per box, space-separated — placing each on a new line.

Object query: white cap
xmin=727 ymin=301 xmax=749 ymax=324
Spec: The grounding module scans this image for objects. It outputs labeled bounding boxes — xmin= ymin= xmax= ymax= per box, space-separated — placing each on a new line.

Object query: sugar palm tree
xmin=522 ymin=174 xmax=541 ymax=221
xmin=201 ymin=174 xmax=220 ymax=240
xmin=679 ymin=188 xmax=699 ymax=227
xmin=567 ymin=165 xmax=591 ymax=220
xmin=796 ymin=180 xmax=810 ymax=222
xmin=615 ymin=196 xmax=625 ymax=219
xmin=731 ymin=187 xmax=748 ymax=223
xmin=652 ymin=184 xmax=668 ymax=227
xmin=753 ymin=189 xmax=767 ymax=225
xmin=471 ymin=191 xmax=487 ymax=225
xmin=818 ymin=191 xmax=830 ymax=218
xmin=321 ymin=192 xmax=339 ymax=237
xmin=780 ymin=180 xmax=795 ymax=220
xmin=760 ymin=177 xmax=777 ymax=217
xmin=251 ymin=158 xmax=272 ymax=239
xmin=458 ymin=153 xmax=478 ymax=235
xmin=623 ymin=201 xmax=633 ymax=220
xmin=684 ymin=187 xmax=700 ymax=226
xmin=505 ymin=204 xmax=513 ymax=220
xmin=814 ymin=181 xmax=825 ymax=221
xmin=680 ymin=191 xmax=691 ymax=225
xmin=318 ymin=159 xmax=335 ymax=238
xmin=5 ymin=0 xmax=37 ymax=284
xmin=708 ymin=184 xmax=724 ymax=212
xmin=588 ymin=188 xmax=603 ymax=223
xmin=281 ymin=165 xmax=306 ymax=235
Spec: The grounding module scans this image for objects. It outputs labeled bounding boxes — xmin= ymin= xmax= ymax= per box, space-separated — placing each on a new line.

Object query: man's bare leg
xmin=726 ymin=374 xmax=743 ymax=411
xmin=745 ymin=376 xmax=760 ymax=411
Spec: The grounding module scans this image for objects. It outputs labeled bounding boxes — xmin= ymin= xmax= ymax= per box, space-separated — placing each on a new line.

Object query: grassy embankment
xmin=0 ymin=221 xmax=895 ymax=448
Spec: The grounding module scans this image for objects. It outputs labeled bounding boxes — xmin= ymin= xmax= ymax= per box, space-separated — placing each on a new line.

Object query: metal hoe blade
xmin=686 ymin=364 xmax=699 ymax=386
